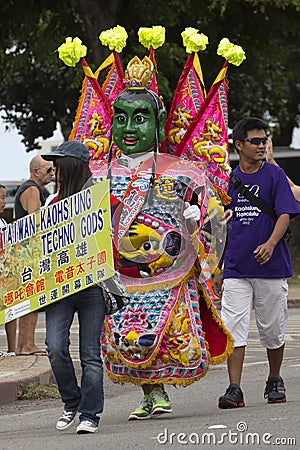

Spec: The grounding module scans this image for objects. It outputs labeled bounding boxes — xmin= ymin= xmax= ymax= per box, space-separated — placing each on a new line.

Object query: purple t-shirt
xmin=223 ymin=162 xmax=300 ymax=279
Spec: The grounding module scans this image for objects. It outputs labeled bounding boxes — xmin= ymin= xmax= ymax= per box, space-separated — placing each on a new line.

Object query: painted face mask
xmin=113 ymin=97 xmax=158 ymax=156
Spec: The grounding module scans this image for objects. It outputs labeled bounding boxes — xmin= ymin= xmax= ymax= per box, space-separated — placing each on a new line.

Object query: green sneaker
xmin=150 ymin=387 xmax=172 ymax=416
xmin=128 ymin=395 xmax=153 ymax=420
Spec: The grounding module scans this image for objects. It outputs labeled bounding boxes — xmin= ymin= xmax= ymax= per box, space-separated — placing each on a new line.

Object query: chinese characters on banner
xmin=0 ymin=180 xmax=114 ymax=325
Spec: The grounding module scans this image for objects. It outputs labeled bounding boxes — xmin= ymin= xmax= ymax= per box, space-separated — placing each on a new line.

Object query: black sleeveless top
xmin=14 ymin=180 xmax=47 ymax=219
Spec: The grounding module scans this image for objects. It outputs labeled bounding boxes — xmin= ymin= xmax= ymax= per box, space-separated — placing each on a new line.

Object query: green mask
xmin=113 ymin=97 xmax=166 ymax=156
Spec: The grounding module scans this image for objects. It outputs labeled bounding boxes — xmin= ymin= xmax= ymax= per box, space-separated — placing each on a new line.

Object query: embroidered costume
xmin=56 ymin=26 xmax=246 ymax=386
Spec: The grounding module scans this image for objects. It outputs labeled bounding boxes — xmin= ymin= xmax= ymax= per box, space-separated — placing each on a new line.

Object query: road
xmin=0 ymin=309 xmax=299 ymax=450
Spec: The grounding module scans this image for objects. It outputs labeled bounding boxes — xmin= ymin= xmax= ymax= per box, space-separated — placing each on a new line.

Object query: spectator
xmin=0 ymin=184 xmax=16 ymax=356
xmin=266 ymin=137 xmax=300 ymax=203
xmin=213 ymin=117 xmax=300 ymax=408
xmin=14 ymin=155 xmax=54 ymax=356
xmin=42 ymin=141 xmax=106 ymax=434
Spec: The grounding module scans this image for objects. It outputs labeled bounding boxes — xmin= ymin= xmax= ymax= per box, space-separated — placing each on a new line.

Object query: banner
xmin=0 ymin=181 xmax=114 ymax=325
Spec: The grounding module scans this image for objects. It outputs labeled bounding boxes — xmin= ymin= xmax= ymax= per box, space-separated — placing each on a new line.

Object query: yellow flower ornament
xmin=57 ymin=37 xmax=87 ymax=67
xmin=138 ymin=26 xmax=165 ymax=49
xmin=181 ymin=27 xmax=209 ymax=54
xmin=217 ymin=38 xmax=246 ymax=66
xmin=99 ymin=25 xmax=128 ymax=53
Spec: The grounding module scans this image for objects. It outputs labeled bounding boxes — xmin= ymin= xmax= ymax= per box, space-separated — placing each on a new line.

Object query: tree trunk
xmin=69 ymin=0 xmax=121 ymax=67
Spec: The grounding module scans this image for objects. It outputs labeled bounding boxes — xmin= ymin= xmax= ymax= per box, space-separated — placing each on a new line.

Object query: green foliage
xmin=0 ymin=0 xmax=85 ymax=150
xmin=0 ymin=0 xmax=299 ymax=151
xmin=208 ymin=0 xmax=300 ymax=14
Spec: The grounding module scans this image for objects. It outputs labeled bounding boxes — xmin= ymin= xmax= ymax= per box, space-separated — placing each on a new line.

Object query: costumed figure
xmin=56 ymin=26 xmax=246 ymax=420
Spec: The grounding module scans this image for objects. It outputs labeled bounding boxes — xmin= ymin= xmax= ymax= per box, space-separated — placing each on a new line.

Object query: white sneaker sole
xmin=151 ymin=406 xmax=172 ymax=416
xmin=56 ymin=417 xmax=76 ymax=431
xmin=76 ymin=424 xmax=98 ymax=434
xmin=128 ymin=413 xmax=152 ymax=421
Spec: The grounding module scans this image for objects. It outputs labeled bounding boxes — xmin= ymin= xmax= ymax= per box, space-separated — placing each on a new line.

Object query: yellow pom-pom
xmin=217 ymin=37 xmax=232 ymax=56
xmin=57 ymin=37 xmax=87 ymax=67
xmin=217 ymin=38 xmax=246 ymax=66
xmin=99 ymin=25 xmax=128 ymax=53
xmin=181 ymin=27 xmax=208 ymax=54
xmin=138 ymin=26 xmax=165 ymax=49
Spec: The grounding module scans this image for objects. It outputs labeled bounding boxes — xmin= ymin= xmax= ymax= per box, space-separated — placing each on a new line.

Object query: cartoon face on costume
xmin=118 ymin=222 xmax=185 ymax=278
xmin=113 ymin=94 xmax=166 ymax=156
xmin=118 ymin=223 xmax=162 ymax=262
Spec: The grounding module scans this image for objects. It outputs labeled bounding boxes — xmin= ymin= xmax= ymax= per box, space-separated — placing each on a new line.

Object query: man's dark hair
xmin=232 ymin=117 xmax=268 ymax=151
xmin=0 ymin=184 xmax=5 ymax=190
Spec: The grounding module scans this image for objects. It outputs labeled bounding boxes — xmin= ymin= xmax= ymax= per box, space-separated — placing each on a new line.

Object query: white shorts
xmin=221 ymin=278 xmax=288 ymax=349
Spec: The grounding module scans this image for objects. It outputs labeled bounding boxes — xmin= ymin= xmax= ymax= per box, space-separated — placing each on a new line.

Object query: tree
xmin=0 ymin=0 xmax=299 ymax=151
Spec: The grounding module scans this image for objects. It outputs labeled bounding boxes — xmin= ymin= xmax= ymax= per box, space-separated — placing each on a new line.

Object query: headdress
xmin=56 ymin=25 xmax=246 ymax=202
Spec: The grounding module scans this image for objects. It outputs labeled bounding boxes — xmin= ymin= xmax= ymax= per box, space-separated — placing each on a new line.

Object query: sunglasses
xmin=241 ymin=137 xmax=268 ymax=145
xmin=45 ymin=167 xmax=55 ymax=174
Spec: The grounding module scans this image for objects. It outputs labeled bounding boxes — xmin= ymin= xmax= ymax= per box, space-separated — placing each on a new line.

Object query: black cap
xmin=41 ymin=140 xmax=90 ymax=163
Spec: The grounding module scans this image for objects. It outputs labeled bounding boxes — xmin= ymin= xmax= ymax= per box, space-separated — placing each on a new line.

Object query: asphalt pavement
xmin=0 ymin=284 xmax=299 ymax=406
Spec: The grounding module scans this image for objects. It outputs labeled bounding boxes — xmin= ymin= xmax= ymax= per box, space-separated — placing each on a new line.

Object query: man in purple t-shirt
xmin=212 ymin=117 xmax=299 ymax=409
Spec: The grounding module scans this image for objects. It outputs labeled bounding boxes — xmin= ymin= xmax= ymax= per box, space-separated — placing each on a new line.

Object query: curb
xmin=0 ymin=356 xmax=54 ymax=405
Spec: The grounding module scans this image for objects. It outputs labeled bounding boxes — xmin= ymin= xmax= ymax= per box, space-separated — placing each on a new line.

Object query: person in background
xmin=266 ymin=137 xmax=300 ymax=203
xmin=14 ymin=155 xmax=54 ymax=356
xmin=213 ymin=117 xmax=300 ymax=409
xmin=41 ymin=141 xmax=106 ymax=435
xmin=0 ymin=184 xmax=16 ymax=356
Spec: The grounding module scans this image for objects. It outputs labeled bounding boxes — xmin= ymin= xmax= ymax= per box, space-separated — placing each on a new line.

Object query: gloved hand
xmin=183 ymin=202 xmax=200 ymax=221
